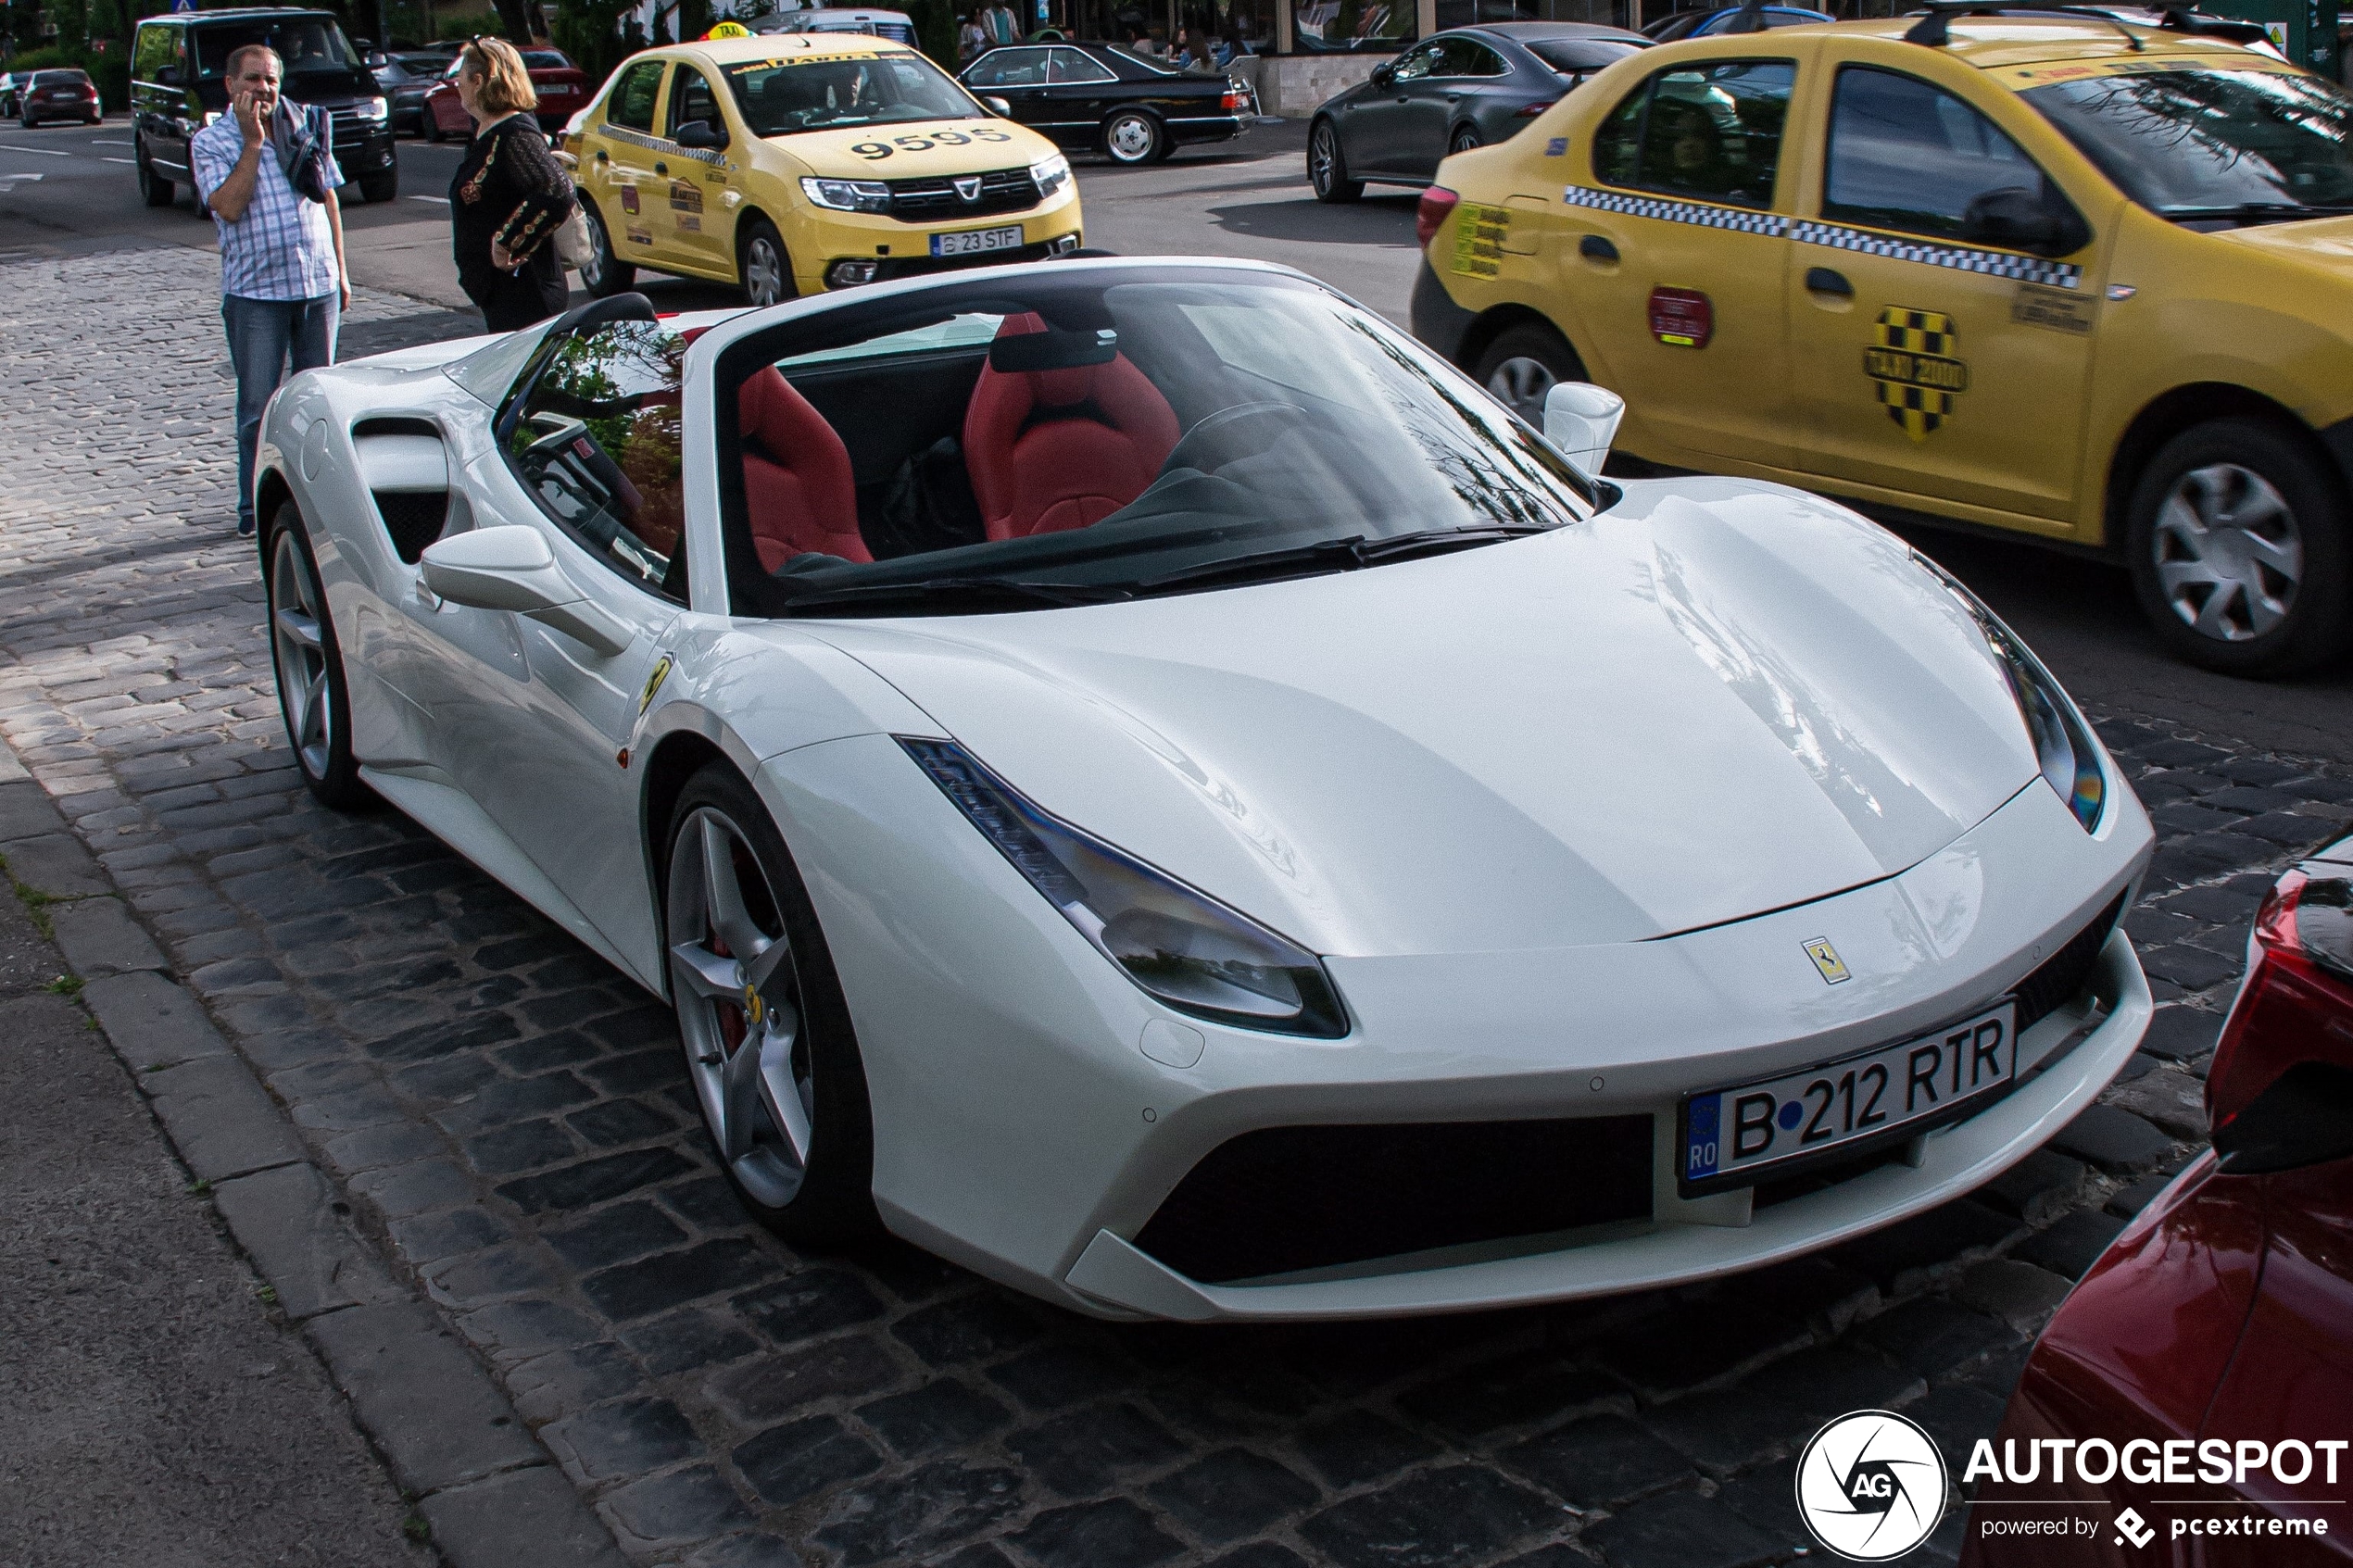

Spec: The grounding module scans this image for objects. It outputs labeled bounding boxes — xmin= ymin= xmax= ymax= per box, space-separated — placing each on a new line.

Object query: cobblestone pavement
xmin=6 ymin=248 xmax=2351 ymax=1568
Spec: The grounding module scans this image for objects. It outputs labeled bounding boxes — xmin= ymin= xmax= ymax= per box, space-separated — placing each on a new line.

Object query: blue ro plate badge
xmin=1681 ymin=999 xmax=2019 ymax=1187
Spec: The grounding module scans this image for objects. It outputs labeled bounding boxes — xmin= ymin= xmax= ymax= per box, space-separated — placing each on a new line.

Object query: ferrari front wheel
xmin=266 ymin=506 xmax=369 ymax=809
xmin=663 ymin=762 xmax=876 ymax=1242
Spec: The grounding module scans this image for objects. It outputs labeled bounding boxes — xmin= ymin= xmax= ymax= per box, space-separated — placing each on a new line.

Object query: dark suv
xmin=131 ymin=7 xmax=398 ymax=210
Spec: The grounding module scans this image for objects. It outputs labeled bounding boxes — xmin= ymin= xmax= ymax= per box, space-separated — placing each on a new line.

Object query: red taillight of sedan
xmin=1221 ymin=88 xmax=1242 ymax=110
xmin=2208 ymin=869 xmax=2353 ymax=1160
xmin=1514 ymin=99 xmax=1556 ymax=118
xmin=1416 ymin=186 xmax=1460 ymax=249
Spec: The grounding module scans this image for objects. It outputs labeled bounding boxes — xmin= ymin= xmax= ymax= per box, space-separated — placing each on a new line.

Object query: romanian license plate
xmin=932 ymin=224 xmax=1022 ymax=257
xmin=1680 ymin=1000 xmax=2019 ymax=1189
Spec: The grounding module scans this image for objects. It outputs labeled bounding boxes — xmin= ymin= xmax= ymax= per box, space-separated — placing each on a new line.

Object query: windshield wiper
xmin=2158 ymin=200 xmax=2353 ymax=224
xmin=774 ymin=575 xmax=1134 ymax=614
xmin=1125 ymin=525 xmax=1554 ymax=596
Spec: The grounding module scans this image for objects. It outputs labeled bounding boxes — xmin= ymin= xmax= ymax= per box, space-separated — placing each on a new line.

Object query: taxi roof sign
xmin=706 ymin=19 xmax=750 ymax=37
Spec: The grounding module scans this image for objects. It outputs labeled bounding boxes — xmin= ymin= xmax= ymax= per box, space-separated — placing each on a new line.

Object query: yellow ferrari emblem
xmin=1864 ymin=307 xmax=1968 ymax=442
xmin=637 ymin=655 xmax=673 ymax=716
xmin=744 ymin=983 xmax=765 ymax=1027
xmin=1804 ymin=936 xmax=1852 ymax=985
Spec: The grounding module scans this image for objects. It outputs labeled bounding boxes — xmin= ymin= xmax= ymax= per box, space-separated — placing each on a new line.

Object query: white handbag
xmin=549 ymin=148 xmax=595 ymax=272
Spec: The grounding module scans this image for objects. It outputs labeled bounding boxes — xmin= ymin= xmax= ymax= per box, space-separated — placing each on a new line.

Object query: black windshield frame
xmin=710 ymin=267 xmax=1608 ymax=620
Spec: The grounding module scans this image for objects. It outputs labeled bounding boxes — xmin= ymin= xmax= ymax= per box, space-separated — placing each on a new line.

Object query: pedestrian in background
xmin=190 ymin=43 xmax=348 ymax=539
xmin=958 ymin=10 xmax=988 ymax=60
xmin=447 ymin=37 xmax=573 ymax=333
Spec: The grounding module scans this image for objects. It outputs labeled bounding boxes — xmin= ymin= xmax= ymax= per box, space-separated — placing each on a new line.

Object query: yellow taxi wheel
xmin=739 ymin=217 xmax=794 ymax=309
xmin=578 ymin=201 xmax=636 ymax=298
xmin=1471 ymin=321 xmax=1584 ymax=428
xmin=1309 ymin=119 xmax=1361 ymax=205
xmin=2125 ymin=418 xmax=2352 ymax=678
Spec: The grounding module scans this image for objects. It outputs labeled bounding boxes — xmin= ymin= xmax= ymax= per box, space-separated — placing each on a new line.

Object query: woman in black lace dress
xmin=448 ymin=38 xmax=574 ymax=332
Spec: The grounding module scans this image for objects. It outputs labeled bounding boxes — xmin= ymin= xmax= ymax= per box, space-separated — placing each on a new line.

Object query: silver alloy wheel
xmin=584 ymin=211 xmax=613 ymax=290
xmin=2151 ymin=462 xmax=2304 ymax=643
xmin=269 ymin=530 xmax=333 ymax=782
xmin=744 ymin=233 xmax=786 ymax=307
xmin=1452 ymin=127 xmax=1480 ymax=154
xmin=1310 ymin=122 xmax=1336 ymax=193
xmin=1486 ymin=355 xmax=1558 ymax=425
xmin=1106 ymin=111 xmax=1155 ymax=163
xmin=667 ymin=806 xmax=813 ymax=1209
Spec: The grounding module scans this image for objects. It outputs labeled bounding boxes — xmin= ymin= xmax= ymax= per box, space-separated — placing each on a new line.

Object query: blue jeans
xmin=223 ymin=292 xmax=339 ymax=532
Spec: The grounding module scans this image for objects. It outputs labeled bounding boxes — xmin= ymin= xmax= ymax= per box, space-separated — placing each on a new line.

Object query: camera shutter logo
xmin=1794 ymin=1410 xmax=1948 ymax=1561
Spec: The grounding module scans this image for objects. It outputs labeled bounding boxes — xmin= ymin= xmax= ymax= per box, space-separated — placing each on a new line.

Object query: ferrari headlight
xmin=1915 ymin=550 xmax=2106 ymax=834
xmin=1028 ymin=153 xmax=1070 ymax=198
xmin=800 ymin=176 xmax=892 ymax=213
xmin=900 ymin=738 xmax=1349 ymax=1037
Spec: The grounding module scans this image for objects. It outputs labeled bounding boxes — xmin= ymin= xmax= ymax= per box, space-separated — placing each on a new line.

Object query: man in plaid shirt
xmin=191 ymin=44 xmax=350 ymax=538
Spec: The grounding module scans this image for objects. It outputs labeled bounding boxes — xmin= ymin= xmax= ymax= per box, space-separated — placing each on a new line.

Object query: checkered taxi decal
xmin=1562 ymin=186 xmax=2084 ymax=288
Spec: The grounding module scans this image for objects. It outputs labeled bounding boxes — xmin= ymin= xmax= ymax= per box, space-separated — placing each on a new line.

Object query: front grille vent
xmin=2016 ymin=889 xmax=2128 ymax=1035
xmin=884 ymin=166 xmax=1040 ymax=222
xmin=1133 ymin=1115 xmax=1654 ymax=1285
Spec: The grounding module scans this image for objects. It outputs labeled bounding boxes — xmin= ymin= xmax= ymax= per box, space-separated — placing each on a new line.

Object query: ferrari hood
xmin=805 ymin=480 xmax=2045 ymax=958
xmin=767 ymin=119 xmax=1059 ymax=177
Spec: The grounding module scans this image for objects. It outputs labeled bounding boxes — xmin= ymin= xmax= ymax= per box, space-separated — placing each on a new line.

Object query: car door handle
xmin=595 ymin=149 xmax=607 ymax=161
xmin=1806 ymin=267 xmax=1853 ymax=297
xmin=654 ymin=160 xmax=668 ymax=175
xmin=1580 ymin=234 xmax=1618 ymax=262
xmin=1445 ymin=92 xmax=1462 ymax=101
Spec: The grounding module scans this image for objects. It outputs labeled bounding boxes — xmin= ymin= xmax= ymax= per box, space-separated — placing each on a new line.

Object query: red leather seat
xmin=738 ymin=365 xmax=868 ymax=569
xmin=963 ymin=313 xmax=1180 ymax=542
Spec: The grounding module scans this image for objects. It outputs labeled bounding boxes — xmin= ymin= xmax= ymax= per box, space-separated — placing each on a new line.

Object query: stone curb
xmin=0 ymin=784 xmax=635 ymax=1568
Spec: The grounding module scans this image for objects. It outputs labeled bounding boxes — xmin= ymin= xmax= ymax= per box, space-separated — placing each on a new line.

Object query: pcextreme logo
xmin=1795 ymin=1411 xmax=1948 ymax=1561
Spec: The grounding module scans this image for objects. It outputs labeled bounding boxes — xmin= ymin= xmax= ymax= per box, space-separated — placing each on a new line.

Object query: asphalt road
xmin=7 ymin=113 xmax=2350 ymax=757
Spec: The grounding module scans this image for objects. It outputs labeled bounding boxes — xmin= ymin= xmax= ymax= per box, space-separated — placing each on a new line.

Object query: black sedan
xmin=1309 ymin=22 xmax=1646 ymax=201
xmin=960 ymin=41 xmax=1252 ymax=166
xmin=371 ymin=50 xmax=450 ymax=136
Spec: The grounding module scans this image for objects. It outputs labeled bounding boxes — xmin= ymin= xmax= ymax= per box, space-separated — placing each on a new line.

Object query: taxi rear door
xmin=587 ymin=56 xmax=673 ymax=268
xmin=1781 ymin=47 xmax=2115 ymax=529
xmin=1552 ymin=44 xmax=1819 ymax=471
xmin=660 ymin=60 xmax=734 ymax=276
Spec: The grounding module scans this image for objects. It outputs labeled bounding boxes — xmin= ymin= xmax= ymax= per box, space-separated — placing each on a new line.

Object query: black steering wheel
xmin=1158 ymin=400 xmax=1323 ymax=479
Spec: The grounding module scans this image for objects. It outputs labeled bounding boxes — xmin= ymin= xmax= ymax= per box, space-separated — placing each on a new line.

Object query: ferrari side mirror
xmin=1542 ymin=382 xmax=1625 ymax=474
xmin=421 ymin=526 xmax=633 ymax=656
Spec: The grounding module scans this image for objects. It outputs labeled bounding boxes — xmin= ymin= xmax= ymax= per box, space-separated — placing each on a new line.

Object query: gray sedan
xmin=1309 ymin=22 xmax=1647 ymax=201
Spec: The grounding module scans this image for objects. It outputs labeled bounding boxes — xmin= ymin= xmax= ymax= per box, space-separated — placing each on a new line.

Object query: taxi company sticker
xmin=625 ymin=225 xmax=654 ymax=246
xmin=669 ymin=180 xmax=703 ymax=214
xmin=1451 ymin=203 xmax=1509 ymax=278
xmin=2013 ymin=282 xmax=2092 ymax=334
xmin=619 ymin=184 xmax=640 ymax=216
xmin=677 ymin=215 xmax=702 ymax=232
xmin=1865 ymin=307 xmax=1969 ymax=441
xmin=1544 ymin=136 xmax=1568 ymax=157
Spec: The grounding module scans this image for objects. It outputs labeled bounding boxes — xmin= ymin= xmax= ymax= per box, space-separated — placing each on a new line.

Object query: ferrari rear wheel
xmin=266 ymin=506 xmax=369 ymax=809
xmin=578 ymin=199 xmax=635 ymax=297
xmin=663 ymin=762 xmax=876 ymax=1242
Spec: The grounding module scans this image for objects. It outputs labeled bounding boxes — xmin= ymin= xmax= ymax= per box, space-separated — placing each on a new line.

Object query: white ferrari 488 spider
xmin=256 ymin=257 xmax=2154 ymax=1321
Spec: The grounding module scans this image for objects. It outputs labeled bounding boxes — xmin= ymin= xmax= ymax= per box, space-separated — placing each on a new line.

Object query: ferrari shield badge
xmin=1864 ymin=307 xmax=1968 ymax=441
xmin=637 ymin=655 xmax=673 ymax=716
xmin=1804 ymin=936 xmax=1852 ymax=985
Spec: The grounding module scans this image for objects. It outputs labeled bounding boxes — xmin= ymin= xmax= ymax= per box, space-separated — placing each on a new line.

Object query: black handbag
xmin=272 ymin=102 xmax=336 ymax=204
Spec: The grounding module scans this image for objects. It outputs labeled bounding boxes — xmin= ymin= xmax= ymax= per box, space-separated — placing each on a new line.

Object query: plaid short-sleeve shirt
xmin=191 ymin=108 xmax=344 ymax=302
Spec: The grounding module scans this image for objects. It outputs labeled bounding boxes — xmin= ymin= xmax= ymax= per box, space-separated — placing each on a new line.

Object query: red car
xmin=422 ymin=47 xmax=588 ymax=138
xmin=1963 ymin=834 xmax=2353 ymax=1564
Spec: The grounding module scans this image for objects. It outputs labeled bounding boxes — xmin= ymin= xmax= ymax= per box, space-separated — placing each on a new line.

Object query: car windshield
xmin=723 ymin=52 xmax=981 ymax=133
xmin=2023 ymin=64 xmax=2353 ymax=221
xmin=718 ymin=269 xmax=1602 ymax=619
xmin=522 ymin=50 xmax=571 ymax=69
xmin=1529 ymin=38 xmax=1644 ymax=73
xmin=194 ymin=18 xmax=362 ymax=77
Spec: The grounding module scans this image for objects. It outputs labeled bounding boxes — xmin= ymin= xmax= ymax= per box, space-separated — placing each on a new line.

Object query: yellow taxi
xmin=566 ymin=32 xmax=1082 ymax=308
xmin=1413 ymin=6 xmax=2353 ymax=673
